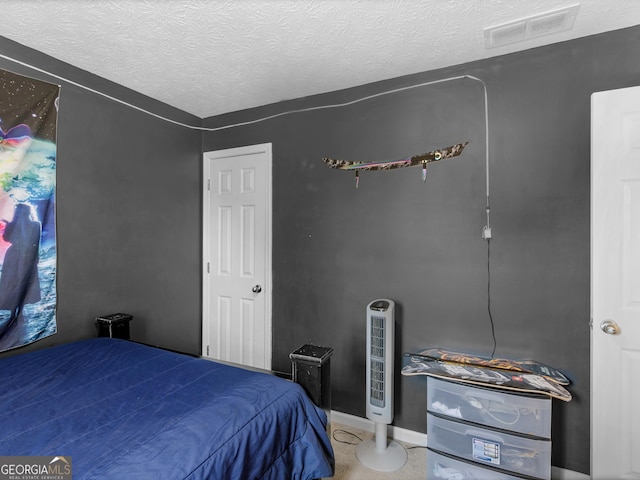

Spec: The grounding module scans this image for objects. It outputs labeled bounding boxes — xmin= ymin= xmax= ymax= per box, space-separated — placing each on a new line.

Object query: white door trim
xmin=202 ymin=143 xmax=272 ymax=369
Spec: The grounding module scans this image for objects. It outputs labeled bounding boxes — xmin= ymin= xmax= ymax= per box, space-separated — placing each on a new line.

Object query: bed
xmin=0 ymin=337 xmax=335 ymax=479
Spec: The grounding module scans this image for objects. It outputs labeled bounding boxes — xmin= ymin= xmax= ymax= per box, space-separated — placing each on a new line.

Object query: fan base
xmin=355 ymin=437 xmax=408 ymax=472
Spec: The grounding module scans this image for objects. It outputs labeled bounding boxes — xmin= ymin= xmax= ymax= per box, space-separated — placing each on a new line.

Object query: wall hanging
xmin=0 ymin=68 xmax=59 ymax=351
xmin=323 ymin=142 xmax=468 ymax=188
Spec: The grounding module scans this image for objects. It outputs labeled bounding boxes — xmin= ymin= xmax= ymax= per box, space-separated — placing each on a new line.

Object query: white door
xmin=591 ymin=86 xmax=640 ymax=479
xmin=202 ymin=143 xmax=272 ymax=370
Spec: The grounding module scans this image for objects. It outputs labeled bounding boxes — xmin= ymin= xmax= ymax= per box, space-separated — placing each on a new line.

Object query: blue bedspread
xmin=0 ymin=338 xmax=335 ymax=479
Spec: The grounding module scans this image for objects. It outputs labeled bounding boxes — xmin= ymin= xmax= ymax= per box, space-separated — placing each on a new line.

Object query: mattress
xmin=0 ymin=338 xmax=335 ymax=479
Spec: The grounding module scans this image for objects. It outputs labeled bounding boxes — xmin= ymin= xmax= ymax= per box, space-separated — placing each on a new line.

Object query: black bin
xmin=96 ymin=313 xmax=133 ymax=340
xmin=290 ymin=344 xmax=333 ymax=429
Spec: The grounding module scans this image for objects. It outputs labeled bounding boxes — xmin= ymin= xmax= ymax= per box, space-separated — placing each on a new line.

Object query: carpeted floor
xmin=329 ymin=423 xmax=426 ymax=480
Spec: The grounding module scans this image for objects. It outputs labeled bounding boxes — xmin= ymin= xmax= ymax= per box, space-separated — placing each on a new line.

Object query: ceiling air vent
xmin=484 ymin=3 xmax=580 ymax=49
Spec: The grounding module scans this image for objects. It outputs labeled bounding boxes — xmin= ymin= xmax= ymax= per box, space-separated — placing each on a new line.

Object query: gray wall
xmin=202 ymin=26 xmax=640 ymax=475
xmin=0 ymin=36 xmax=203 ymax=356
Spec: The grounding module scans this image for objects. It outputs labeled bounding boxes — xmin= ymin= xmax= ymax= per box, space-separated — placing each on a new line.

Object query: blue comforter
xmin=0 ymin=338 xmax=335 ymax=479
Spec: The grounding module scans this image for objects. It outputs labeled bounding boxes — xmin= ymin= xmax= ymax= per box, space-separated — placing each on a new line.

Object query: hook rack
xmin=322 ymin=142 xmax=468 ymax=188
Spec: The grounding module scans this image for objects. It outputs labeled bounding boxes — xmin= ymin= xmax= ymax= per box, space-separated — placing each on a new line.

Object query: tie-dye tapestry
xmin=0 ymin=69 xmax=59 ymax=352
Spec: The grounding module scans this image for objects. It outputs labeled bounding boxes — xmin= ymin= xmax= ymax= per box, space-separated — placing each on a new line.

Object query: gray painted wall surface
xmin=203 ymin=27 xmax=640 ymax=475
xmin=0 ymin=36 xmax=203 ymax=356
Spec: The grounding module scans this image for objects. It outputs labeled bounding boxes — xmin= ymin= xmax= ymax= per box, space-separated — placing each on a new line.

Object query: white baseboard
xmin=330 ymin=410 xmax=590 ymax=480
xmin=330 ymin=410 xmax=427 ymax=447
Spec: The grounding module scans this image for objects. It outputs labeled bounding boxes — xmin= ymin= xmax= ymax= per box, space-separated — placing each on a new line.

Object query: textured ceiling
xmin=1 ymin=0 xmax=639 ymax=118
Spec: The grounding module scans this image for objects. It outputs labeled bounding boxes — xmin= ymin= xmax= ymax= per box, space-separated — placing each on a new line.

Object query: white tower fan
xmin=356 ymin=299 xmax=407 ymax=471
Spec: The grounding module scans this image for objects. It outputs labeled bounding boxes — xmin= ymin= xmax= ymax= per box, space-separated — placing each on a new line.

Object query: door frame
xmin=201 ymin=143 xmax=273 ymax=369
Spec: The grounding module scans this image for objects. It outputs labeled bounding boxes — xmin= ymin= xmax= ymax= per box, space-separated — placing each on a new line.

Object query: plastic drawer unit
xmin=427 ymin=448 xmax=528 ymax=480
xmin=427 ymin=376 xmax=551 ymax=437
xmin=427 ymin=413 xmax=551 ymax=479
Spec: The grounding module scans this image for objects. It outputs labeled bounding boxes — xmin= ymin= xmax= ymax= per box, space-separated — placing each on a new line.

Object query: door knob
xmin=600 ymin=320 xmax=620 ymax=335
xmin=252 ymin=285 xmax=262 ymax=293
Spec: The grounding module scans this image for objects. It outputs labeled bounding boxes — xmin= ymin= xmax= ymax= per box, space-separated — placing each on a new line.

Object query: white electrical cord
xmin=2 ymin=49 xmax=495 ymax=353
xmin=0 ymin=51 xmax=491 ymax=230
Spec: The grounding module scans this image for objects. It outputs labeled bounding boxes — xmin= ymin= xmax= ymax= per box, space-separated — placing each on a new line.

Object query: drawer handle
xmin=464 ymin=390 xmax=504 ymax=405
xmin=467 ymin=430 xmax=504 ymax=443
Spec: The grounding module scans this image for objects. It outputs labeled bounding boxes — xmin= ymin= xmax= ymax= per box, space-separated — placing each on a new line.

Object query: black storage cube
xmin=96 ymin=313 xmax=133 ymax=340
xmin=290 ymin=344 xmax=333 ymax=428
